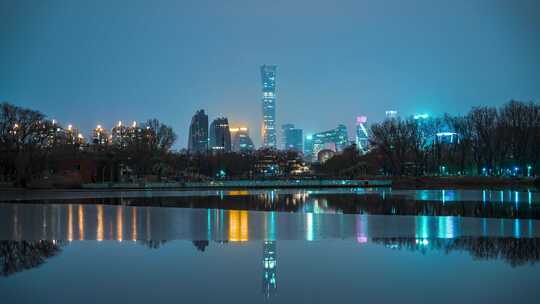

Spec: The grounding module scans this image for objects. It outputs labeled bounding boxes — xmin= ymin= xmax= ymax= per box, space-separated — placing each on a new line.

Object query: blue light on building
xmin=261 ymin=65 xmax=277 ymax=148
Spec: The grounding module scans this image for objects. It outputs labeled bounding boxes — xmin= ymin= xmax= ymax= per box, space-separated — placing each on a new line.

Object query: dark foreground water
xmin=1 ymin=188 xmax=539 ymax=303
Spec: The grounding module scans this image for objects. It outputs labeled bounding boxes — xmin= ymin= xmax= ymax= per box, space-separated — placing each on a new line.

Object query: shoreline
xmin=0 ymin=176 xmax=537 ymax=192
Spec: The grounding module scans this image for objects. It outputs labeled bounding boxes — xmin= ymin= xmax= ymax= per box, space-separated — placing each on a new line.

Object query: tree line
xmin=2 ymin=100 xmax=538 ymax=186
xmin=322 ymin=100 xmax=539 ymax=177
xmin=0 ymin=102 xmax=176 ymax=186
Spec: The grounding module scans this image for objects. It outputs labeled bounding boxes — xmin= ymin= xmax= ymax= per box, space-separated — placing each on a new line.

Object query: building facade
xmin=310 ymin=124 xmax=349 ymax=160
xmin=209 ymin=117 xmax=231 ymax=152
xmin=355 ymin=116 xmax=369 ymax=154
xmin=230 ymin=127 xmax=255 ymax=152
xmin=188 ymin=110 xmax=209 ymax=153
xmin=281 ymin=124 xmax=303 ymax=152
xmin=261 ymin=65 xmax=277 ymax=149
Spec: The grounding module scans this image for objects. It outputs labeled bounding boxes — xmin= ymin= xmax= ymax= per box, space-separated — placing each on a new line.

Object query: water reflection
xmin=372 ymin=237 xmax=540 ymax=268
xmin=2 ymin=204 xmax=540 ymax=242
xmin=0 ymin=240 xmax=63 ymax=277
xmin=262 ymin=241 xmax=277 ymax=298
xmin=4 ymin=189 xmax=538 ymax=220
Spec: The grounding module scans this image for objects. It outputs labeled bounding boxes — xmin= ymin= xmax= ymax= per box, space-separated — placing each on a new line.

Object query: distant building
xmin=261 ymin=65 xmax=277 ymax=148
xmin=310 ymin=124 xmax=349 ymax=160
xmin=230 ymin=127 xmax=255 ymax=152
xmin=436 ymin=132 xmax=458 ymax=144
xmin=281 ymin=124 xmax=294 ymax=150
xmin=92 ymin=124 xmax=109 ymax=146
xmin=45 ymin=120 xmax=68 ymax=147
xmin=127 ymin=121 xmax=144 ymax=143
xmin=303 ymin=135 xmax=314 ymax=160
xmin=281 ymin=124 xmax=303 ymax=152
xmin=355 ymin=116 xmax=369 ymax=154
xmin=209 ymin=117 xmax=231 ymax=152
xmin=385 ymin=110 xmax=398 ymax=119
xmin=111 ymin=121 xmax=128 ymax=148
xmin=188 ymin=110 xmax=209 ymax=153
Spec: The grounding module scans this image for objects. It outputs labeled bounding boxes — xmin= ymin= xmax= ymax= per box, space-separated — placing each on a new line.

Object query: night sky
xmin=1 ymin=0 xmax=539 ymax=148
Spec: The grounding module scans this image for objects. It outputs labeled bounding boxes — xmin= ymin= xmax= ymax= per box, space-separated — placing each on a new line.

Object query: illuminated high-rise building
xmin=209 ymin=117 xmax=231 ymax=152
xmin=310 ymin=124 xmax=349 ymax=160
xmin=188 ymin=110 xmax=209 ymax=153
xmin=92 ymin=124 xmax=109 ymax=145
xmin=261 ymin=65 xmax=277 ymax=148
xmin=282 ymin=124 xmax=303 ymax=152
xmin=127 ymin=121 xmax=144 ymax=143
xmin=230 ymin=127 xmax=255 ymax=152
xmin=303 ymin=135 xmax=314 ymax=160
xmin=111 ymin=121 xmax=129 ymax=148
xmin=355 ymin=116 xmax=369 ymax=154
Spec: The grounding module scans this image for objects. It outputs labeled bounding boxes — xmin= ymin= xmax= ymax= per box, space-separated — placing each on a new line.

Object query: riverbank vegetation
xmin=1 ymin=100 xmax=539 ymax=188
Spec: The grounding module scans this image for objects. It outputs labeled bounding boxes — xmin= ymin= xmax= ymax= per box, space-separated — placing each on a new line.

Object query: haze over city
xmin=2 ymin=1 xmax=540 ymax=304
xmin=1 ymin=0 xmax=540 ymax=148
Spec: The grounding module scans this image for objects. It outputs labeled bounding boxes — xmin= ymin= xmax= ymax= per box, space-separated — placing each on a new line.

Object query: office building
xmin=188 ymin=110 xmax=209 ymax=153
xmin=355 ymin=116 xmax=369 ymax=154
xmin=281 ymin=124 xmax=303 ymax=152
xmin=385 ymin=110 xmax=398 ymax=119
xmin=209 ymin=117 xmax=231 ymax=152
xmin=261 ymin=65 xmax=277 ymax=148
xmin=230 ymin=127 xmax=255 ymax=152
xmin=310 ymin=124 xmax=349 ymax=159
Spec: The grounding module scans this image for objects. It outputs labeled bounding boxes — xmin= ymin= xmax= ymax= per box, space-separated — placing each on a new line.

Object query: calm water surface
xmin=1 ymin=188 xmax=539 ymax=303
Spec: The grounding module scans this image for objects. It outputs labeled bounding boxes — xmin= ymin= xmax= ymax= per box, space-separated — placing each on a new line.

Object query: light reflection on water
xmin=1 ymin=203 xmax=540 ymax=303
xmin=1 ymin=203 xmax=539 ymax=242
xmin=1 ymin=189 xmax=540 ymax=303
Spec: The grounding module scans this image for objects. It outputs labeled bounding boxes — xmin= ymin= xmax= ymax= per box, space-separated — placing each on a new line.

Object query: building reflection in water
xmin=262 ymin=241 xmax=277 ymax=298
xmin=356 ymin=214 xmax=368 ymax=243
xmin=97 ymin=205 xmax=104 ymax=241
xmin=116 ymin=206 xmax=123 ymax=242
xmin=2 ymin=202 xmax=540 ymax=296
xmin=67 ymin=205 xmax=73 ymax=242
xmin=78 ymin=205 xmax=84 ymax=241
xmin=228 ymin=210 xmax=249 ymax=242
xmin=132 ymin=207 xmax=137 ymax=241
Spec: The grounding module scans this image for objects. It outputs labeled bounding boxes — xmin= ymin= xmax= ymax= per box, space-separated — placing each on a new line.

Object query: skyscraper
xmin=111 ymin=121 xmax=128 ymax=148
xmin=261 ymin=65 xmax=277 ymax=148
xmin=355 ymin=116 xmax=369 ymax=154
xmin=282 ymin=124 xmax=303 ymax=152
xmin=230 ymin=127 xmax=255 ymax=152
xmin=209 ymin=117 xmax=231 ymax=152
xmin=188 ymin=110 xmax=209 ymax=153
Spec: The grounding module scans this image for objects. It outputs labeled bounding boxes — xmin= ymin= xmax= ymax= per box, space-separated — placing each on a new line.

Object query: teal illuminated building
xmin=306 ymin=124 xmax=349 ymax=161
xmin=261 ymin=65 xmax=277 ymax=148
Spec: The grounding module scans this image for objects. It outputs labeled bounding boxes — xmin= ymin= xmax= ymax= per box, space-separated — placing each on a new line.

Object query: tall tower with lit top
xmin=261 ymin=65 xmax=277 ymax=148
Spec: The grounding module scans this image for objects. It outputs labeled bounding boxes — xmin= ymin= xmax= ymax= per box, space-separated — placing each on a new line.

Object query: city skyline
xmin=1 ymin=0 xmax=539 ymax=148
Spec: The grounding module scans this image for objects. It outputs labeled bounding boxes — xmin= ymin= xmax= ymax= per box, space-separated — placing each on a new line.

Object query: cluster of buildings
xmin=188 ymin=110 xmax=255 ymax=153
xmin=18 ymin=118 xmax=157 ymax=151
xmin=187 ymin=64 xmax=402 ymax=163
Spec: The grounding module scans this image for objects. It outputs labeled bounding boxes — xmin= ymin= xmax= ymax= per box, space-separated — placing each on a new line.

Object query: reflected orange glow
xmin=78 ymin=205 xmax=84 ymax=240
xmin=228 ymin=190 xmax=249 ymax=196
xmin=97 ymin=205 xmax=104 ymax=241
xmin=67 ymin=205 xmax=73 ymax=241
xmin=117 ymin=206 xmax=123 ymax=242
xmin=228 ymin=210 xmax=249 ymax=242
xmin=131 ymin=207 xmax=137 ymax=241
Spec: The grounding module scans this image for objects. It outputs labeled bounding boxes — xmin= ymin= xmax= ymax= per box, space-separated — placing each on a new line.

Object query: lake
xmin=1 ymin=188 xmax=539 ymax=303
